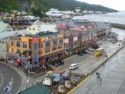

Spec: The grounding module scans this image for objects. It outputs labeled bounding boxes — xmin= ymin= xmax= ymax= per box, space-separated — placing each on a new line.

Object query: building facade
xmin=7 ymin=32 xmax=64 ymax=67
xmin=57 ymin=20 xmax=98 ymax=54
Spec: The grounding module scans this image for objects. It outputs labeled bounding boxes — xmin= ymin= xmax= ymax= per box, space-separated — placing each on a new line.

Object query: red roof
xmin=84 ymin=40 xmax=93 ymax=44
xmin=69 ymin=26 xmax=88 ymax=31
xmin=57 ymin=24 xmax=69 ymax=30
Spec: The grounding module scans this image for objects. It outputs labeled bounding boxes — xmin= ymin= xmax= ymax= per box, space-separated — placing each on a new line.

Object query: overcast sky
xmin=76 ymin=0 xmax=125 ymax=11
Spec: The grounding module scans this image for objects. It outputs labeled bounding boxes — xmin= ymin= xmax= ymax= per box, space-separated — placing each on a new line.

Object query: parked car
xmin=57 ymin=60 xmax=64 ymax=65
xmin=88 ymin=47 xmax=95 ymax=51
xmin=69 ymin=63 xmax=78 ymax=70
xmin=85 ymin=50 xmax=91 ymax=54
xmin=91 ymin=45 xmax=99 ymax=49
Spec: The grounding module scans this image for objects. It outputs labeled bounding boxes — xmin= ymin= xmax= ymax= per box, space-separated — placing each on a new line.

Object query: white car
xmin=69 ymin=63 xmax=78 ymax=70
xmin=88 ymin=47 xmax=95 ymax=51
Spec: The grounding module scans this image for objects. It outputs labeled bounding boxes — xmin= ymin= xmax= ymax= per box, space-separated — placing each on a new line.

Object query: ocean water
xmin=82 ymin=11 xmax=125 ymax=25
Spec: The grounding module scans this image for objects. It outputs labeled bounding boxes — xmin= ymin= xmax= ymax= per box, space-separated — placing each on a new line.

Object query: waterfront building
xmin=26 ymin=20 xmax=57 ymax=34
xmin=7 ymin=31 xmax=64 ymax=67
xmin=57 ymin=20 xmax=98 ymax=54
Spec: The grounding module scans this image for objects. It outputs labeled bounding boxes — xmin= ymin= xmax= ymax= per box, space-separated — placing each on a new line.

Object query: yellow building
xmin=7 ymin=32 xmax=65 ymax=67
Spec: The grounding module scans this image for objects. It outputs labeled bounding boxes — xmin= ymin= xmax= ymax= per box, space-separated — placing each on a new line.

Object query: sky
xmin=76 ymin=0 xmax=125 ymax=11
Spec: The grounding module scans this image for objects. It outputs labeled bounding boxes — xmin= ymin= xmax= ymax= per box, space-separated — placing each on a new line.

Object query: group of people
xmin=96 ymin=72 xmax=102 ymax=85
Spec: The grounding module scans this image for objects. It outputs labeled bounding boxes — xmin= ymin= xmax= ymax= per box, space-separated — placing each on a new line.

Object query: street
xmin=0 ymin=63 xmax=21 ymax=94
xmin=60 ymin=40 xmax=120 ymax=75
xmin=72 ymin=47 xmax=125 ymax=94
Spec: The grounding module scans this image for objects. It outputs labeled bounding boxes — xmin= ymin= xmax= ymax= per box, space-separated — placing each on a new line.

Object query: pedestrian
xmin=96 ymin=72 xmax=98 ymax=78
xmin=98 ymin=73 xmax=100 ymax=79
xmin=96 ymin=72 xmax=101 ymax=82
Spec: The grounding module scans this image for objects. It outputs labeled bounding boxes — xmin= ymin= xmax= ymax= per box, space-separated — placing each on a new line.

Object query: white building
xmin=0 ymin=21 xmax=13 ymax=33
xmin=46 ymin=8 xmax=63 ymax=18
xmin=26 ymin=20 xmax=57 ymax=34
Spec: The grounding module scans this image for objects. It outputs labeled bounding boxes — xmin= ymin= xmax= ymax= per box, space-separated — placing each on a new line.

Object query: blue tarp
xmin=53 ymin=73 xmax=61 ymax=82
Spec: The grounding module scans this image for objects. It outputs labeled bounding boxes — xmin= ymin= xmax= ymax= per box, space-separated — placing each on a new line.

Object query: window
xmin=23 ymin=42 xmax=27 ymax=48
xmin=45 ymin=49 xmax=50 ymax=53
xmin=11 ymin=41 xmax=14 ymax=46
xmin=17 ymin=41 xmax=20 ymax=47
xmin=17 ymin=49 xmax=20 ymax=54
xmin=45 ymin=41 xmax=50 ymax=53
xmin=33 ymin=44 xmax=39 ymax=50
xmin=45 ymin=41 xmax=50 ymax=47
xmin=52 ymin=39 xmax=57 ymax=51
xmin=33 ymin=52 xmax=39 ymax=57
xmin=52 ymin=47 xmax=57 ymax=51
xmin=8 ymin=56 xmax=14 ymax=61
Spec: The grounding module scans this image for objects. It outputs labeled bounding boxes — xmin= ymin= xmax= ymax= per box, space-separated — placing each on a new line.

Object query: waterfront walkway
xmin=72 ymin=47 xmax=125 ymax=94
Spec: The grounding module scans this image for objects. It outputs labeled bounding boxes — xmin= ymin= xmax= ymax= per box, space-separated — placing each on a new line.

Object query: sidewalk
xmin=72 ymin=46 xmax=125 ymax=94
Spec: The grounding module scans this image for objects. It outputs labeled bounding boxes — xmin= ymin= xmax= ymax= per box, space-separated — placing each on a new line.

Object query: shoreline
xmin=111 ymin=23 xmax=125 ymax=30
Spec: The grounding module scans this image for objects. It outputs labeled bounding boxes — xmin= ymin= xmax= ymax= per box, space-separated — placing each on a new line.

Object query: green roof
xmin=18 ymin=85 xmax=51 ymax=94
xmin=0 ymin=21 xmax=9 ymax=33
xmin=36 ymin=31 xmax=60 ymax=37
xmin=26 ymin=31 xmax=60 ymax=38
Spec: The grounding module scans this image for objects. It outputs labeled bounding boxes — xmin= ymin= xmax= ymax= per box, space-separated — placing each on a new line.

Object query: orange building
xmin=7 ymin=32 xmax=65 ymax=67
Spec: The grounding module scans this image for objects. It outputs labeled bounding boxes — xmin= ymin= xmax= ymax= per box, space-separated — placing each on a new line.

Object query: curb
xmin=67 ymin=75 xmax=91 ymax=94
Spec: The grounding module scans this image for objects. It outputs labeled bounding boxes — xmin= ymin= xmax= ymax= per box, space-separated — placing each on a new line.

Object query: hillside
xmin=0 ymin=0 xmax=117 ymax=16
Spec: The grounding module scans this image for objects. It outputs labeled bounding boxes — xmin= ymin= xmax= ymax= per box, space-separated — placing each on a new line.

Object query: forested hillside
xmin=0 ymin=0 xmax=117 ymax=16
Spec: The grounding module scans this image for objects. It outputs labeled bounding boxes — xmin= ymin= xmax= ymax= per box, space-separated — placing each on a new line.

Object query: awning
xmin=53 ymin=73 xmax=61 ymax=82
xmin=16 ymin=59 xmax=22 ymax=63
xmin=61 ymin=72 xmax=69 ymax=77
xmin=54 ymin=67 xmax=65 ymax=74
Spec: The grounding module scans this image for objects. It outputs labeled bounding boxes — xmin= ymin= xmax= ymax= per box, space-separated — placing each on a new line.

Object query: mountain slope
xmin=36 ymin=0 xmax=117 ymax=12
xmin=0 ymin=0 xmax=117 ymax=14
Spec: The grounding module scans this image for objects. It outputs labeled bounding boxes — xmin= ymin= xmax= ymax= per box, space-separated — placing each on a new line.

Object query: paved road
xmin=0 ymin=63 xmax=21 ymax=94
xmin=60 ymin=41 xmax=120 ymax=75
xmin=72 ymin=47 xmax=125 ymax=94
